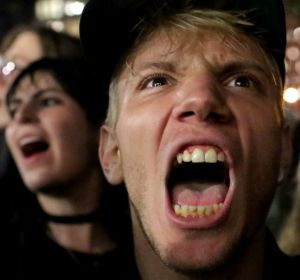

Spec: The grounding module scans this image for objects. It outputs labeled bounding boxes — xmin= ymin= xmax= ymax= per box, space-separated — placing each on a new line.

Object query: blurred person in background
xmin=4 ymin=57 xmax=131 ymax=278
xmin=0 ymin=22 xmax=81 ymax=128
xmin=277 ymin=166 xmax=300 ymax=256
xmin=276 ymin=120 xmax=300 ymax=256
xmin=266 ymin=109 xmax=299 ymax=237
xmin=0 ymin=22 xmax=82 ymax=219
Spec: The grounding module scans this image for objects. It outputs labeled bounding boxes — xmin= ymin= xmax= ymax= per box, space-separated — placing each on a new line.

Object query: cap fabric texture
xmin=80 ymin=0 xmax=286 ymax=93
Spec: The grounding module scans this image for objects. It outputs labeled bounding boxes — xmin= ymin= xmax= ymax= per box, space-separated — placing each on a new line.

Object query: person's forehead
xmin=127 ymin=29 xmax=268 ymax=74
xmin=14 ymin=71 xmax=60 ymax=97
xmin=3 ymin=31 xmax=43 ymax=64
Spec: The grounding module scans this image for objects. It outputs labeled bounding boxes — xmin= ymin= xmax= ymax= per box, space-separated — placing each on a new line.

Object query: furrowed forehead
xmin=118 ymin=11 xmax=281 ymax=87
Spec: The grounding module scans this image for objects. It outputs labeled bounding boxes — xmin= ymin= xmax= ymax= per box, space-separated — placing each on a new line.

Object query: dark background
xmin=0 ymin=0 xmax=299 ymax=35
xmin=0 ymin=0 xmax=299 ymax=40
xmin=0 ymin=0 xmax=35 ymax=39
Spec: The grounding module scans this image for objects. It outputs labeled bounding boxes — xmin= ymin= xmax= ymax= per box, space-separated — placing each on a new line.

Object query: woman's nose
xmin=14 ymin=102 xmax=38 ymax=124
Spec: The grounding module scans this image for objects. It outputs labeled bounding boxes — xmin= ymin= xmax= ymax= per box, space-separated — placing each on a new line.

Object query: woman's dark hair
xmin=6 ymin=57 xmax=105 ymax=126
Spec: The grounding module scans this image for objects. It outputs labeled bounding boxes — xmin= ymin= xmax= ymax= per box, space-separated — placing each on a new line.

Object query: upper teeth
xmin=177 ymin=148 xmax=225 ymax=164
xmin=20 ymin=136 xmax=42 ymax=146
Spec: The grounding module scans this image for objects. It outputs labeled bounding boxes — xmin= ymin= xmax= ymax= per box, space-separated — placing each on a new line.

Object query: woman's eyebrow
xmin=8 ymin=87 xmax=61 ymax=106
xmin=7 ymin=96 xmax=21 ymax=107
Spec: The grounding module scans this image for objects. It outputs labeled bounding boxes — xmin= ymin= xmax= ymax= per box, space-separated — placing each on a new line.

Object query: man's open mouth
xmin=167 ymin=146 xmax=230 ymax=218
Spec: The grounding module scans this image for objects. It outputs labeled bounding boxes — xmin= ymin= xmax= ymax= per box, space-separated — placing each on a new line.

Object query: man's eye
xmin=142 ymin=74 xmax=170 ymax=89
xmin=150 ymin=77 xmax=168 ymax=87
xmin=227 ymin=75 xmax=253 ymax=88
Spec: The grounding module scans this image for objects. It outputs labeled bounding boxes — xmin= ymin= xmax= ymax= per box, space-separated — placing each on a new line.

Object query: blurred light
xmin=284 ymin=87 xmax=300 ymax=103
xmin=285 ymin=59 xmax=291 ymax=73
xmin=295 ymin=61 xmax=300 ymax=74
xmin=65 ymin=1 xmax=85 ymax=16
xmin=49 ymin=20 xmax=65 ymax=32
xmin=35 ymin=0 xmax=64 ymax=20
xmin=294 ymin=26 xmax=300 ymax=41
xmin=287 ymin=29 xmax=294 ymax=41
xmin=286 ymin=45 xmax=300 ymax=61
xmin=2 ymin=62 xmax=16 ymax=76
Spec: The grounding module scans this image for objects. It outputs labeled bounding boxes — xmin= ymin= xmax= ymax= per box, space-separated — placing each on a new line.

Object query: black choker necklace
xmin=41 ymin=209 xmax=100 ymax=224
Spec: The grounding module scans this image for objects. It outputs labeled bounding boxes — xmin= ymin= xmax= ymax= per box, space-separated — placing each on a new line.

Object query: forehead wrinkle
xmin=185 ymin=42 xmax=272 ymax=81
xmin=128 ymin=37 xmax=225 ymax=79
xmin=118 ymin=27 xmax=276 ymax=93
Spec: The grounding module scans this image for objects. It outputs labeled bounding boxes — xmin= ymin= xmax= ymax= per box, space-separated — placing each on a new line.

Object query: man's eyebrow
xmin=131 ymin=61 xmax=176 ymax=75
xmin=216 ymin=61 xmax=270 ymax=78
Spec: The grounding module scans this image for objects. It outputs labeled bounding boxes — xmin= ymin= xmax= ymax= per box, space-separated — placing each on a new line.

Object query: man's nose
xmin=172 ymin=76 xmax=233 ymax=125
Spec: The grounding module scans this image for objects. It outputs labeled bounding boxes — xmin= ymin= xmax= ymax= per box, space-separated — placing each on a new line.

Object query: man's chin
xmin=132 ymin=201 xmax=246 ymax=276
xmin=158 ymin=236 xmax=242 ymax=277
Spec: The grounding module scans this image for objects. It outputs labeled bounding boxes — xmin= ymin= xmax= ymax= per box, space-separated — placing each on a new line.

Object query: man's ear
xmin=279 ymin=123 xmax=293 ymax=182
xmin=99 ymin=125 xmax=123 ymax=185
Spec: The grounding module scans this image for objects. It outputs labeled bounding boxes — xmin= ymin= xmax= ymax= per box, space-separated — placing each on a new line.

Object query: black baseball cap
xmin=80 ymin=0 xmax=286 ymax=93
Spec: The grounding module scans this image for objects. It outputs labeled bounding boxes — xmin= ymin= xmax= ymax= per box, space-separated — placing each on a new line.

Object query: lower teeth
xmin=173 ymin=203 xmax=223 ymax=217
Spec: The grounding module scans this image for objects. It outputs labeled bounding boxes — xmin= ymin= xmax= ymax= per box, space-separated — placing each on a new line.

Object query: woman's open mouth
xmin=20 ymin=136 xmax=49 ymax=159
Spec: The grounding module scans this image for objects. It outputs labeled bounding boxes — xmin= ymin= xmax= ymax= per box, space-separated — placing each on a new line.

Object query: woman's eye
xmin=40 ymin=97 xmax=61 ymax=107
xmin=8 ymin=106 xmax=17 ymax=118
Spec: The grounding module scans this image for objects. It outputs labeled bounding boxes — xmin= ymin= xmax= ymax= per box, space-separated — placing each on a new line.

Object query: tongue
xmin=172 ymin=183 xmax=227 ymax=206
